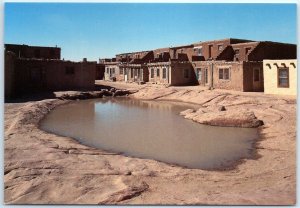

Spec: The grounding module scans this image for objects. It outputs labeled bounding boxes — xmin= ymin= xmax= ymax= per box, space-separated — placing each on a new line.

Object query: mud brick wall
xmin=242 ymin=61 xmax=264 ymax=92
xmin=148 ymin=63 xmax=171 ymax=85
xmin=5 ymin=51 xmax=16 ymax=99
xmin=5 ymin=44 xmax=61 ymax=60
xmin=96 ymin=63 xmax=105 ymax=80
xmin=248 ymin=42 xmax=297 ymax=61
xmin=170 ymin=62 xmax=197 ymax=86
xmin=14 ymin=59 xmax=96 ymax=94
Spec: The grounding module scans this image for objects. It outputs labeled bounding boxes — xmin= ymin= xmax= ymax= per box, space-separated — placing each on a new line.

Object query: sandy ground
xmin=4 ymin=80 xmax=296 ymax=205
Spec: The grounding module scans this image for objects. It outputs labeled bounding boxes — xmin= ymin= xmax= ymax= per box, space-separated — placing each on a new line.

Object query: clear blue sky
xmin=4 ymin=3 xmax=297 ymax=61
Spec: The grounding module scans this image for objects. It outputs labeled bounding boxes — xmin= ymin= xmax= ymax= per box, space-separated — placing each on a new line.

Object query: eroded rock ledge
xmin=56 ymin=88 xmax=136 ymax=100
xmin=180 ymin=106 xmax=264 ymax=128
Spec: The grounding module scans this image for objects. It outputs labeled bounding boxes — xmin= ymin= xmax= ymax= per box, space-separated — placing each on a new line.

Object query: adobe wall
xmin=170 ymin=62 xmax=196 ymax=86
xmin=193 ymin=39 xmax=232 ymax=60
xmin=212 ymin=62 xmax=244 ymax=91
xmin=248 ymin=42 xmax=297 ymax=61
xmin=231 ymin=42 xmax=260 ymax=61
xmin=148 ymin=62 xmax=171 ymax=85
xmin=242 ymin=62 xmax=264 ymax=92
xmin=263 ymin=59 xmax=297 ymax=96
xmin=5 ymin=44 xmax=61 ymax=59
xmin=104 ymin=63 xmax=120 ymax=81
xmin=193 ymin=61 xmax=244 ymax=91
xmin=96 ymin=63 xmax=105 ymax=80
xmin=5 ymin=51 xmax=16 ymax=99
xmin=193 ymin=61 xmax=212 ymax=86
xmin=14 ymin=59 xmax=95 ymax=94
xmin=118 ymin=64 xmax=148 ymax=83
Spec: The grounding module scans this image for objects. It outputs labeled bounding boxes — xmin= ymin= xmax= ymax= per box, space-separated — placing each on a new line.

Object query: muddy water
xmin=40 ymin=97 xmax=258 ymax=169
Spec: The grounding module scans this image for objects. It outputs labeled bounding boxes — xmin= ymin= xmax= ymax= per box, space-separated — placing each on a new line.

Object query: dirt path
xmin=4 ymin=82 xmax=296 ymax=205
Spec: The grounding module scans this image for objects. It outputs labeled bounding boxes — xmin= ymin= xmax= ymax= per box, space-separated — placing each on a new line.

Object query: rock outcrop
xmin=180 ymin=106 xmax=264 ymax=128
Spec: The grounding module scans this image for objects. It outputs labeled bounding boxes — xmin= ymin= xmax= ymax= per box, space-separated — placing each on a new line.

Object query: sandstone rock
xmin=181 ymin=108 xmax=263 ymax=128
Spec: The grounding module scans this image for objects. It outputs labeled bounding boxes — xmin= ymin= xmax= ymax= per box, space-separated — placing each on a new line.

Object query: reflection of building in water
xmin=96 ymin=97 xmax=197 ymax=112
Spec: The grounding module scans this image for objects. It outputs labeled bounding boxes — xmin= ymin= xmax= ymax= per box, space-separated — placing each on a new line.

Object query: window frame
xmin=151 ymin=68 xmax=154 ymax=78
xmin=218 ymin=44 xmax=223 ymax=51
xmin=162 ymin=68 xmax=167 ymax=79
xmin=277 ymin=67 xmax=289 ymax=88
xmin=218 ymin=68 xmax=230 ymax=80
xmin=156 ymin=68 xmax=160 ymax=77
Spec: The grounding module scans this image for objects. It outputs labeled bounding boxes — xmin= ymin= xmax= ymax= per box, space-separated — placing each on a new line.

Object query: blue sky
xmin=4 ymin=3 xmax=297 ymax=61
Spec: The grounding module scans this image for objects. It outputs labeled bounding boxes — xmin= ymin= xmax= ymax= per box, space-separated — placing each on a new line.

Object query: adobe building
xmin=100 ymin=38 xmax=296 ymax=91
xmin=148 ymin=61 xmax=196 ymax=86
xmin=117 ymin=51 xmax=154 ymax=83
xmin=101 ymin=58 xmax=120 ymax=81
xmin=5 ymin=44 xmax=96 ymax=98
xmin=13 ymin=58 xmax=96 ymax=95
xmin=5 ymin=44 xmax=61 ymax=59
xmin=192 ymin=38 xmax=296 ymax=62
xmin=263 ymin=59 xmax=297 ymax=96
xmin=193 ymin=61 xmax=263 ymax=91
xmin=191 ymin=38 xmax=296 ymax=91
xmin=148 ymin=47 xmax=197 ymax=85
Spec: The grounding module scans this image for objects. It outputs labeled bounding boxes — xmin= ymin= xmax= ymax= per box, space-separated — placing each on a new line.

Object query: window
xmin=253 ymin=68 xmax=260 ymax=82
xmin=131 ymin=68 xmax=134 ymax=78
xmin=278 ymin=68 xmax=289 ymax=88
xmin=208 ymin=45 xmax=213 ymax=58
xmin=197 ymin=47 xmax=203 ymax=56
xmin=245 ymin=47 xmax=252 ymax=55
xmin=65 ymin=66 xmax=75 ymax=75
xmin=157 ymin=68 xmax=160 ymax=77
xmin=184 ymin=69 xmax=189 ymax=78
xmin=205 ymin=68 xmax=208 ymax=83
xmin=120 ymin=68 xmax=124 ymax=75
xmin=197 ymin=68 xmax=202 ymax=81
xmin=219 ymin=68 xmax=230 ymax=80
xmin=218 ymin=45 xmax=223 ymax=51
xmin=163 ymin=68 xmax=167 ymax=79
xmin=151 ymin=68 xmax=154 ymax=78
xmin=234 ymin=49 xmax=240 ymax=55
xmin=111 ymin=68 xmax=115 ymax=74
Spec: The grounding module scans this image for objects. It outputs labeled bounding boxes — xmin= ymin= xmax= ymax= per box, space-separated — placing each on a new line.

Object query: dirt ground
xmin=4 ymin=80 xmax=296 ymax=205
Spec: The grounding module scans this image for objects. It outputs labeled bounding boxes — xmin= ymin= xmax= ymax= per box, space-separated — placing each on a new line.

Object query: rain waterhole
xmin=40 ymin=97 xmax=258 ymax=169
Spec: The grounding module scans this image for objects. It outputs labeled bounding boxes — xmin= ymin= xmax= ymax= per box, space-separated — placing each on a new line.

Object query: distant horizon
xmin=5 ymin=3 xmax=297 ymax=61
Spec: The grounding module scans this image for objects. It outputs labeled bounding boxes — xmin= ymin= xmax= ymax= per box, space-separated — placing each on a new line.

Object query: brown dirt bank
xmin=4 ymin=82 xmax=296 ymax=205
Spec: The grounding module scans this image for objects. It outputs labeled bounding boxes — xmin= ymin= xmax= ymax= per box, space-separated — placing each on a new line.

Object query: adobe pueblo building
xmin=263 ymin=59 xmax=297 ymax=96
xmin=5 ymin=44 xmax=97 ymax=99
xmin=102 ymin=38 xmax=296 ymax=92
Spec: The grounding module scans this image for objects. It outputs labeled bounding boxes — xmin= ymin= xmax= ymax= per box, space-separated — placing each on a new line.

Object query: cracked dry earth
xmin=4 ymin=84 xmax=296 ymax=205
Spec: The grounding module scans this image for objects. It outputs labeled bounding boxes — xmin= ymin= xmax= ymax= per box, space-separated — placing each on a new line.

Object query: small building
xmin=13 ymin=58 xmax=96 ymax=95
xmin=103 ymin=60 xmax=120 ymax=81
xmin=5 ymin=44 xmax=96 ymax=98
xmin=263 ymin=59 xmax=297 ymax=96
xmin=148 ymin=61 xmax=196 ymax=86
xmin=193 ymin=61 xmax=263 ymax=92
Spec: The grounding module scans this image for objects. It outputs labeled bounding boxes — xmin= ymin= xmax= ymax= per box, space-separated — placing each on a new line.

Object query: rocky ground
xmin=4 ymin=80 xmax=296 ymax=205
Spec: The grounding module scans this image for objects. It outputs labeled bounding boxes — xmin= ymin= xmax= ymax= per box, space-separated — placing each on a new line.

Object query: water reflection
xmin=40 ymin=97 xmax=258 ymax=169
